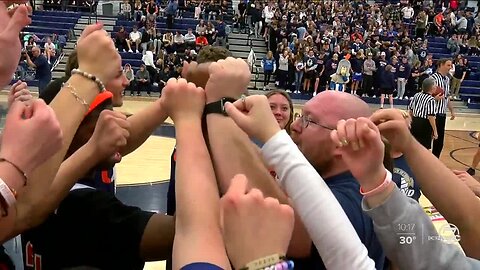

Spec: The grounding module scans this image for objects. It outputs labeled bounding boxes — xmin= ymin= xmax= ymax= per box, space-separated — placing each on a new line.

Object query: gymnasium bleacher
xmin=114 ymin=11 xmax=226 ymax=92
xmin=13 ymin=4 xmax=480 ymax=109
xmin=14 ymin=10 xmax=80 ymax=88
xmin=427 ymin=36 xmax=480 ymax=108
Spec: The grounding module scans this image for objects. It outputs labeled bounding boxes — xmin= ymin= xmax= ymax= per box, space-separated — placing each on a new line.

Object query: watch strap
xmin=204 ymin=97 xmax=237 ymax=116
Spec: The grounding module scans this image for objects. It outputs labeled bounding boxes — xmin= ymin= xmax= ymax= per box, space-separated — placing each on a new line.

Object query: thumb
xmin=80 ymin=23 xmax=104 ymax=41
xmin=5 ymin=5 xmax=31 ymax=37
xmin=28 ymin=99 xmax=49 ymax=119
xmin=225 ymin=174 xmax=249 ymax=197
xmin=224 ymin=102 xmax=249 ymax=131
xmin=6 ymin=100 xmax=27 ymax=121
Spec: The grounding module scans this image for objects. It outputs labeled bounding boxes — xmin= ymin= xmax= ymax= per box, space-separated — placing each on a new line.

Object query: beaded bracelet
xmin=262 ymin=260 xmax=294 ymax=270
xmin=240 ymin=254 xmax=294 ymax=270
xmin=71 ymin=69 xmax=106 ymax=92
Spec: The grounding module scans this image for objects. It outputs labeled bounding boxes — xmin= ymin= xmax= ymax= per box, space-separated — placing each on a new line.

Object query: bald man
xmin=25 ymin=46 xmax=52 ymax=94
xmin=290 ymin=91 xmax=385 ymax=269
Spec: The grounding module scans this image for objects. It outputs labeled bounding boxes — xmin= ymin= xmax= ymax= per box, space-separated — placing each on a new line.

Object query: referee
xmin=408 ymin=78 xmax=438 ymax=149
xmin=430 ymin=58 xmax=456 ymax=158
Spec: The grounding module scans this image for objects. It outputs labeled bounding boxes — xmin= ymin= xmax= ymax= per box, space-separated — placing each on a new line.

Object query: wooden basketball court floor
xmin=1 ymin=94 xmax=479 ymax=269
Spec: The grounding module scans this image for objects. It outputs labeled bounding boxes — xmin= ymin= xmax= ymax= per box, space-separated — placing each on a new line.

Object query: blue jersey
xmin=393 ymin=155 xmax=421 ymax=202
xmin=78 ymin=167 xmax=116 ymax=194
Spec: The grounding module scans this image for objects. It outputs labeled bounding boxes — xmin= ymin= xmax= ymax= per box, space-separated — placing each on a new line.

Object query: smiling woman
xmin=266 ymin=90 xmax=293 ymax=134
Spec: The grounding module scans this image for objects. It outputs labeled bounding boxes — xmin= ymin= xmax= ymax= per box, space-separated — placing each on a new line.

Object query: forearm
xmin=404 ymin=140 xmax=480 ymax=257
xmin=206 ymin=114 xmax=286 ymax=201
xmin=121 ymin=102 xmax=167 ymax=156
xmin=448 ymin=99 xmax=454 ymax=114
xmin=428 ymin=116 xmax=437 ymax=133
xmin=0 ymin=162 xmax=25 ymax=242
xmin=175 ymin=119 xmax=219 ymax=231
xmin=13 ymin=76 xmax=99 ymax=236
xmin=20 ymin=143 xmax=100 ymax=230
xmin=206 ymin=114 xmax=312 ymax=257
xmin=173 ymin=119 xmax=229 ymax=269
xmin=363 ymin=187 xmax=480 ymax=269
xmin=26 ymin=57 xmax=35 ymax=68
xmin=262 ymin=131 xmax=375 ymax=269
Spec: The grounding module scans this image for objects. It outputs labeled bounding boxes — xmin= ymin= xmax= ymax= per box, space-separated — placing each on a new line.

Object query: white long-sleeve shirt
xmin=142 ymin=50 xmax=155 ymax=67
xmin=261 ymin=130 xmax=375 ymax=270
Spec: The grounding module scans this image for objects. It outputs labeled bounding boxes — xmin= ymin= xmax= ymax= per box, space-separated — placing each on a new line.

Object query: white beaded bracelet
xmin=71 ymin=69 xmax=106 ymax=93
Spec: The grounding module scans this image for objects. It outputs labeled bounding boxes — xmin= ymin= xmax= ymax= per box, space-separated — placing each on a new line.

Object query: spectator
xmin=397 ymin=56 xmax=412 ymax=99
xmin=134 ymin=64 xmax=150 ymax=96
xmin=24 ymin=46 xmax=52 ymax=95
xmin=44 ymin=37 xmax=57 ymax=64
xmin=215 ymin=17 xmax=227 ymax=47
xmin=163 ymin=31 xmax=174 ymax=54
xmin=141 ymin=26 xmax=155 ymax=53
xmin=123 ymin=63 xmax=135 ymax=96
xmin=115 ymin=26 xmax=130 ymax=52
xmin=184 ymin=28 xmax=196 ymax=49
xmin=146 ymin=0 xmax=158 ymax=21
xmin=157 ymin=66 xmax=170 ymax=93
xmin=196 ymin=19 xmax=207 ymax=36
xmin=133 ymin=0 xmax=144 ymax=21
xmin=195 ymin=33 xmax=209 ymax=47
xmin=294 ymin=53 xmax=304 ymax=94
xmin=166 ymin=0 xmax=178 ymax=30
xmin=121 ymin=0 xmax=132 ymax=20
xmin=261 ymin=51 xmax=276 ymax=91
xmin=379 ymin=65 xmax=395 ymax=109
xmin=363 ymin=52 xmax=376 ymax=97
xmin=127 ymin=26 xmax=141 ymax=53
xmin=402 ymin=4 xmax=414 ymax=23
xmin=277 ymin=49 xmax=289 ymax=90
xmin=142 ymin=43 xmax=157 ymax=85
xmin=451 ymin=57 xmax=467 ymax=100
xmin=173 ymin=31 xmax=185 ymax=52
xmin=24 ymin=36 xmax=36 ymax=51
xmin=447 ymin=34 xmax=461 ymax=55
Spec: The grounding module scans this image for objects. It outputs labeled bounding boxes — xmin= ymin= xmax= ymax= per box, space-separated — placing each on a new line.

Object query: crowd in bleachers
xmin=5 ymin=1 xmax=480 ymax=270
xmin=11 ymin=6 xmax=79 ymax=90
xmin=42 ymin=0 xmax=98 ymax=12
xmin=242 ymin=0 xmax=479 ymax=106
xmin=114 ymin=0 xmax=232 ymax=95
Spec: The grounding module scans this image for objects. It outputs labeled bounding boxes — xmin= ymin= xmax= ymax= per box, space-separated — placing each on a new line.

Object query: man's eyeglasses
xmin=295 ymin=115 xmax=335 ymax=130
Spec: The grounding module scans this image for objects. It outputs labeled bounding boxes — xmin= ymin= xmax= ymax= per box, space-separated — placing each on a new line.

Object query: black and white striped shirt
xmin=408 ymin=92 xmax=436 ymax=119
xmin=430 ymin=73 xmax=450 ymax=115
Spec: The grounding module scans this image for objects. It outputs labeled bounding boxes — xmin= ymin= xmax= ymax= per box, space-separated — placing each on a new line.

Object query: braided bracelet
xmin=241 ymin=254 xmax=294 ymax=270
xmin=71 ymin=69 xmax=106 ymax=92
xmin=262 ymin=260 xmax=294 ymax=270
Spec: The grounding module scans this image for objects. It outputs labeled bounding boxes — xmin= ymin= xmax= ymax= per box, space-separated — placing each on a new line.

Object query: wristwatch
xmin=204 ymin=97 xmax=237 ymax=116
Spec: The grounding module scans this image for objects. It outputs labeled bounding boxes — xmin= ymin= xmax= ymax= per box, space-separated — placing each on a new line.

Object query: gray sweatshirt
xmin=363 ymin=59 xmax=376 ymax=76
xmin=362 ymin=187 xmax=479 ymax=269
